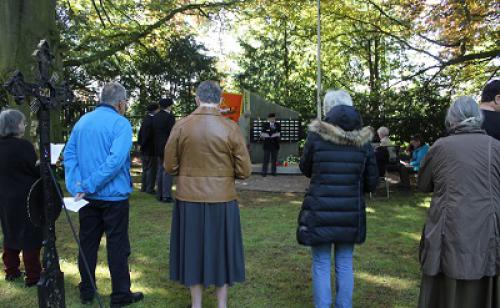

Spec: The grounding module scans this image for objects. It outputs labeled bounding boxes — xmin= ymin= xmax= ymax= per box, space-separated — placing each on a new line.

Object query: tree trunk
xmin=0 ymin=0 xmax=61 ymax=142
xmin=374 ymin=35 xmax=381 ymax=95
xmin=283 ymin=17 xmax=289 ymax=102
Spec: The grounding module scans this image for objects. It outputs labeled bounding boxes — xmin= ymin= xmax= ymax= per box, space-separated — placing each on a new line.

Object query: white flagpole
xmin=316 ymin=0 xmax=322 ymax=119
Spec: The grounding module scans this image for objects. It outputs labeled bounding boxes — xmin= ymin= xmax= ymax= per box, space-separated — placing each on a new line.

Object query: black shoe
xmin=161 ymin=198 xmax=173 ymax=203
xmin=262 ymin=174 xmax=267 ymax=177
xmin=5 ymin=272 xmax=22 ymax=281
xmin=110 ymin=292 xmax=144 ymax=307
xmin=146 ymin=190 xmax=156 ymax=195
xmin=271 ymin=173 xmax=277 ymax=176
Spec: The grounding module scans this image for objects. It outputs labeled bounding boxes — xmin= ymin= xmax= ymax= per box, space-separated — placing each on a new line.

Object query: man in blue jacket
xmin=64 ymin=82 xmax=143 ymax=307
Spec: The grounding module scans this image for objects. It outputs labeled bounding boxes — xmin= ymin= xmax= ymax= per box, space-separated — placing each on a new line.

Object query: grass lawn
xmin=0 ymin=188 xmax=430 ymax=308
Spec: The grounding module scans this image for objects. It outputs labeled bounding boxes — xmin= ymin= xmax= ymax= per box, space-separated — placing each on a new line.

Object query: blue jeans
xmin=311 ymin=243 xmax=354 ymax=308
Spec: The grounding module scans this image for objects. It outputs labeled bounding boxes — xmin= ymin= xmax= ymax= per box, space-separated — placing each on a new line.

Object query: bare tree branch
xmin=100 ymin=0 xmax=113 ymax=25
xmin=91 ymin=0 xmax=106 ymax=27
xmin=487 ymin=67 xmax=499 ymax=82
xmin=64 ymin=0 xmax=242 ymax=67
xmin=328 ymin=11 xmax=444 ymax=63
xmin=385 ymin=49 xmax=500 ymax=89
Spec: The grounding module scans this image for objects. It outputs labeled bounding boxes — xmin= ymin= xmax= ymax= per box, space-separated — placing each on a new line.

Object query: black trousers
xmin=399 ymin=164 xmax=416 ymax=188
xmin=78 ymin=200 xmax=131 ymax=301
xmin=262 ymin=148 xmax=279 ymax=175
xmin=141 ymin=154 xmax=157 ymax=193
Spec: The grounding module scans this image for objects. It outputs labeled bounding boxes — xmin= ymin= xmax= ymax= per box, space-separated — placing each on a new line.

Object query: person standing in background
xmin=261 ymin=113 xmax=281 ymax=177
xmin=0 ymin=109 xmax=42 ymax=288
xmin=479 ymin=79 xmax=500 ymax=140
xmin=152 ymin=98 xmax=175 ymax=203
xmin=138 ymin=103 xmax=159 ymax=194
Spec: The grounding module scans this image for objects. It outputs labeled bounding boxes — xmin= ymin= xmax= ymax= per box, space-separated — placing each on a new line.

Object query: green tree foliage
xmin=54 ymin=0 xmax=234 ymax=123
xmin=235 ymin=0 xmax=499 ymax=142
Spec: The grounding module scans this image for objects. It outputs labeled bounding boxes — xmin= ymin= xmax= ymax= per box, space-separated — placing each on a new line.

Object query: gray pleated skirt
xmin=418 ymin=273 xmax=500 ymax=308
xmin=169 ymin=200 xmax=245 ymax=287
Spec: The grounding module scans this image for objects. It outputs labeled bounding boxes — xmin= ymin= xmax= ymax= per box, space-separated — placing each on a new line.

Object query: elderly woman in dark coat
xmin=417 ymin=96 xmax=500 ymax=308
xmin=0 ymin=109 xmax=42 ymax=287
xmin=297 ymin=89 xmax=379 ymax=308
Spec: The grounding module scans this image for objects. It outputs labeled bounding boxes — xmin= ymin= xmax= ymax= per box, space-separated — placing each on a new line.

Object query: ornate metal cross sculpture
xmin=3 ymin=40 xmax=74 ymax=308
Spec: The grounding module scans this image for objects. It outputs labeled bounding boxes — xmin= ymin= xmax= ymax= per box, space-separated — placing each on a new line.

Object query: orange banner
xmin=220 ymin=92 xmax=243 ymax=122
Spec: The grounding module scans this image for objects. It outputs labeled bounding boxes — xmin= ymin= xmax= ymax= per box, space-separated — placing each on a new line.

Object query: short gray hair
xmin=100 ymin=82 xmax=127 ymax=106
xmin=445 ymin=96 xmax=483 ymax=130
xmin=0 ymin=109 xmax=26 ymax=137
xmin=323 ymin=89 xmax=353 ymax=115
xmin=196 ymin=80 xmax=221 ymax=104
xmin=377 ymin=126 xmax=390 ymax=138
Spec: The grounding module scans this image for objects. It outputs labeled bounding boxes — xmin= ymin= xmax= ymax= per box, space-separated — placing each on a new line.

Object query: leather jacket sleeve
xmin=230 ymin=127 xmax=252 ymax=179
xmin=164 ymin=124 xmax=180 ymax=176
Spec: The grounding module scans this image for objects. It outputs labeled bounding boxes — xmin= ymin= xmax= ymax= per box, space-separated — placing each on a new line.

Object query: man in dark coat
xmin=138 ymin=103 xmax=159 ymax=194
xmin=152 ymin=98 xmax=176 ymax=202
xmin=479 ymin=79 xmax=500 ymax=141
xmin=260 ymin=113 xmax=281 ymax=176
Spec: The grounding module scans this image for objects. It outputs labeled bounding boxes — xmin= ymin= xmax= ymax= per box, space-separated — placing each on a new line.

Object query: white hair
xmin=100 ymin=82 xmax=127 ymax=106
xmin=0 ymin=109 xmax=26 ymax=137
xmin=445 ymin=96 xmax=483 ymax=130
xmin=196 ymin=80 xmax=221 ymax=104
xmin=323 ymin=89 xmax=353 ymax=116
xmin=377 ymin=126 xmax=390 ymax=138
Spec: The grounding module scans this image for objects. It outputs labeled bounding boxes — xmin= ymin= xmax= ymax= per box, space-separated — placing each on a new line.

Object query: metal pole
xmin=316 ymin=0 xmax=322 ymax=119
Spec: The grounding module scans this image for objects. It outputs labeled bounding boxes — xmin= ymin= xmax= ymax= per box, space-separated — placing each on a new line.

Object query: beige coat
xmin=418 ymin=130 xmax=500 ymax=279
xmin=164 ymin=106 xmax=251 ymax=202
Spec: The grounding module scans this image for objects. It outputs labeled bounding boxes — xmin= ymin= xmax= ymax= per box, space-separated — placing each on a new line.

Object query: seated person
xmin=399 ymin=135 xmax=429 ymax=189
xmin=375 ymin=146 xmax=390 ymax=177
xmin=377 ymin=126 xmax=392 ymax=146
xmin=374 ymin=126 xmax=392 ymax=177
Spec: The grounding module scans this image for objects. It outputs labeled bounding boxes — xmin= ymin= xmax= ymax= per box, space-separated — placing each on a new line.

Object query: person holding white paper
xmin=64 ymin=82 xmax=143 ymax=307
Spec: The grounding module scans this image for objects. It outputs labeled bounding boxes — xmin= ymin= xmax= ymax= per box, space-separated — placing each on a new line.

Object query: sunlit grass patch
xmin=0 ymin=190 xmax=428 ymax=307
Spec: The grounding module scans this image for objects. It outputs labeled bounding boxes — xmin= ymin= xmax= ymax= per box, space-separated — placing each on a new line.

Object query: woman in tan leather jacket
xmin=164 ymin=81 xmax=252 ymax=308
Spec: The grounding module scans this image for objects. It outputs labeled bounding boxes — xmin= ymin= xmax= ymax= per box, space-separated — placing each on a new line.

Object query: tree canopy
xmin=235 ymin=0 xmax=499 ymax=142
xmin=1 ymin=0 xmax=498 ymax=142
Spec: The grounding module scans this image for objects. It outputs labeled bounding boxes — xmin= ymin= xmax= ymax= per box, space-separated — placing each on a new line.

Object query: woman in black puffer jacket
xmin=297 ymin=89 xmax=379 ymax=308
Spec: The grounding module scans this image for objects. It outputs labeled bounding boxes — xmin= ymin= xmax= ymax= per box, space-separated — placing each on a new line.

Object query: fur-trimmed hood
xmin=308 ymin=120 xmax=374 ymax=147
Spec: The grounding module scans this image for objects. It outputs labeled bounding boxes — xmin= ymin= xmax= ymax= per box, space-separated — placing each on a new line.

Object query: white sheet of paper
xmin=63 ymin=197 xmax=88 ymax=212
xmin=50 ymin=143 xmax=65 ymax=165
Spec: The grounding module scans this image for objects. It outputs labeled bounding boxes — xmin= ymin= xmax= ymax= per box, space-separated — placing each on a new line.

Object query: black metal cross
xmin=3 ymin=40 xmax=74 ymax=308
